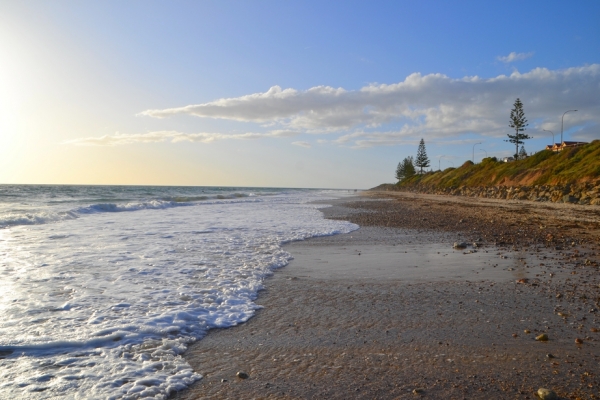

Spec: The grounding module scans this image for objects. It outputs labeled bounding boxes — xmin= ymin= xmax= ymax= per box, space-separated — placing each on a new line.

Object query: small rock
xmin=512 ymin=333 xmax=518 ymax=338
xmin=516 ymin=278 xmax=529 ymax=284
xmin=591 ymin=327 xmax=599 ymax=332
xmin=535 ymin=333 xmax=549 ymax=341
xmin=556 ymin=293 xmax=562 ymax=298
xmin=236 ymin=371 xmax=249 ymax=379
xmin=453 ymin=242 xmax=467 ymax=249
xmin=221 ymin=379 xmax=228 ymax=382
xmin=546 ymin=353 xmax=555 ymax=358
xmin=412 ymin=388 xmax=424 ymax=395
xmin=537 ymin=388 xmax=558 ymax=400
xmin=575 ymin=338 xmax=583 ymax=344
xmin=524 ymin=329 xmax=531 ymax=334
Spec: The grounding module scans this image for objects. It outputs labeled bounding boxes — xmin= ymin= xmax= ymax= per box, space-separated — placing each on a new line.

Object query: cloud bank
xmin=65 ymin=130 xmax=299 ymax=146
xmin=291 ymin=141 xmax=311 ymax=148
xmin=138 ymin=65 xmax=599 ymax=147
xmin=68 ymin=65 xmax=599 ymax=149
xmin=497 ymin=51 xmax=534 ymax=63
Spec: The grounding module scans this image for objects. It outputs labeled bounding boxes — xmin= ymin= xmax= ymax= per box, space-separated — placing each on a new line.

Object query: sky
xmin=1 ymin=1 xmax=599 ymax=189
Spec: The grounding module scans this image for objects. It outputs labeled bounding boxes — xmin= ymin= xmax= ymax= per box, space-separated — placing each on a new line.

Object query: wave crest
xmin=76 ymin=200 xmax=187 ymax=214
xmin=0 ymin=211 xmax=78 ymax=229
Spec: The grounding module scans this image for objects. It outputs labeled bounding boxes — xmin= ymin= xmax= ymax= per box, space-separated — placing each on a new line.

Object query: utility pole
xmin=561 ymin=110 xmax=577 ymax=144
xmin=472 ymin=142 xmax=481 ymax=162
xmin=543 ymin=129 xmax=554 ymax=145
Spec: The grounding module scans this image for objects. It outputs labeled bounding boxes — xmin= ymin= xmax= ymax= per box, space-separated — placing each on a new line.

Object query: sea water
xmin=0 ymin=185 xmax=358 ymax=399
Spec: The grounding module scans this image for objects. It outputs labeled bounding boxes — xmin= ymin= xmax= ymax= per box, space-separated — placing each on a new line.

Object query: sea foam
xmin=0 ymin=188 xmax=357 ymax=398
xmin=0 ymin=191 xmax=266 ymax=229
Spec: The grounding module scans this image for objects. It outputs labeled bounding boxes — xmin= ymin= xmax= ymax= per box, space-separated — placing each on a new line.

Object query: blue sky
xmin=1 ymin=1 xmax=599 ymax=188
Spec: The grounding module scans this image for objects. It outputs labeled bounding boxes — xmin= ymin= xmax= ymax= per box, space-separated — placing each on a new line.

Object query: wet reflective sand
xmin=173 ymin=193 xmax=600 ymax=399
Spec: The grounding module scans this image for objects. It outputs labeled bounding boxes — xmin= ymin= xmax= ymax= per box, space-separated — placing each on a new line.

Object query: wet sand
xmin=172 ymin=193 xmax=600 ymax=399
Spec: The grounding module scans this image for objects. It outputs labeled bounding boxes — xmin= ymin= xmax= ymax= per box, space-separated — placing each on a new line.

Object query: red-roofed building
xmin=545 ymin=141 xmax=588 ymax=152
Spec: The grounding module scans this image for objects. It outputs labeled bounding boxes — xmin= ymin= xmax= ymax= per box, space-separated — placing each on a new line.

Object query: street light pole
xmin=561 ymin=110 xmax=577 ymax=144
xmin=472 ymin=142 xmax=482 ymax=162
xmin=543 ymin=129 xmax=555 ymax=145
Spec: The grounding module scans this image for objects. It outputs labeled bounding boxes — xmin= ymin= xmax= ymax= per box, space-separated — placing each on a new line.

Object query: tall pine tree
xmin=415 ymin=138 xmax=430 ymax=174
xmin=505 ymin=98 xmax=530 ymax=159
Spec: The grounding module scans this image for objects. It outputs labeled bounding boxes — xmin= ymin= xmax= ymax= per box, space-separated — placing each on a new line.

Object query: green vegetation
xmin=415 ymin=138 xmax=430 ymax=173
xmin=396 ymin=140 xmax=600 ymax=189
xmin=519 ymin=145 xmax=527 ymax=159
xmin=396 ymin=156 xmax=416 ymax=181
xmin=506 ymin=98 xmax=531 ymax=160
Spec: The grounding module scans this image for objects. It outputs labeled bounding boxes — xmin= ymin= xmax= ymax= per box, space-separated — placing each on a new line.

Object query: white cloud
xmin=72 ymin=65 xmax=594 ymax=149
xmin=137 ymin=65 xmax=599 ymax=149
xmin=497 ymin=51 xmax=534 ymax=63
xmin=64 ymin=130 xmax=299 ymax=146
xmin=291 ymin=141 xmax=311 ymax=148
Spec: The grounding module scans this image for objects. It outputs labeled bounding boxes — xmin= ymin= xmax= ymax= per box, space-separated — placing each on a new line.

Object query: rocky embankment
xmin=374 ymin=181 xmax=600 ymax=205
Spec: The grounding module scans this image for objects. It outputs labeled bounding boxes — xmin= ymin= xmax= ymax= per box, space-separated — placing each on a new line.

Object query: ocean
xmin=0 ymin=185 xmax=358 ymax=399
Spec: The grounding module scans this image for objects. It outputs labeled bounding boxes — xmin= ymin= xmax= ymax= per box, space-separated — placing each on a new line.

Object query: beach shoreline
xmin=172 ymin=192 xmax=600 ymax=399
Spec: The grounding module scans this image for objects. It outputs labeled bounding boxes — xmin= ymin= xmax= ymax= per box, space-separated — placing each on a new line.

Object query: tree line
xmin=395 ymin=98 xmax=532 ymax=182
xmin=396 ymin=138 xmax=429 ymax=181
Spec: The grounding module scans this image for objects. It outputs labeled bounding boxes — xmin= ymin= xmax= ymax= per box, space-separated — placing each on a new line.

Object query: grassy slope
xmin=398 ymin=140 xmax=600 ymax=189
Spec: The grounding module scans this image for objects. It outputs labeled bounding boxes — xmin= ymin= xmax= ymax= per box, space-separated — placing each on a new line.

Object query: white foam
xmin=0 ymin=188 xmax=274 ymax=229
xmin=0 ymin=189 xmax=357 ymax=398
xmin=0 ymin=210 xmax=79 ymax=228
xmin=75 ymin=200 xmax=190 ymax=214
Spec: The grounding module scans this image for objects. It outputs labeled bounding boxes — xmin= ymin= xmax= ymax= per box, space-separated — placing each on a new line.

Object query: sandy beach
xmin=172 ymin=192 xmax=600 ymax=399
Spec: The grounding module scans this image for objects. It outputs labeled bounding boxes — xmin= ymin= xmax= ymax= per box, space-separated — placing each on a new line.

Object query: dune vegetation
xmin=394 ymin=140 xmax=600 ymax=189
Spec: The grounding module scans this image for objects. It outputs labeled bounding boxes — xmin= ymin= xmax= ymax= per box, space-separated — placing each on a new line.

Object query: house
xmin=546 ymin=141 xmax=588 ymax=152
xmin=545 ymin=143 xmax=561 ymax=151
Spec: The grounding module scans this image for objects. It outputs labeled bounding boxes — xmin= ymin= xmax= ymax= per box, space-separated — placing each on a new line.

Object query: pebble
xmin=535 ymin=333 xmax=549 ymax=341
xmin=412 ymin=388 xmax=424 ymax=395
xmin=236 ymin=371 xmax=249 ymax=379
xmin=537 ymin=388 xmax=558 ymax=400
xmin=453 ymin=242 xmax=467 ymax=249
xmin=575 ymin=338 xmax=583 ymax=344
xmin=546 ymin=353 xmax=555 ymax=358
